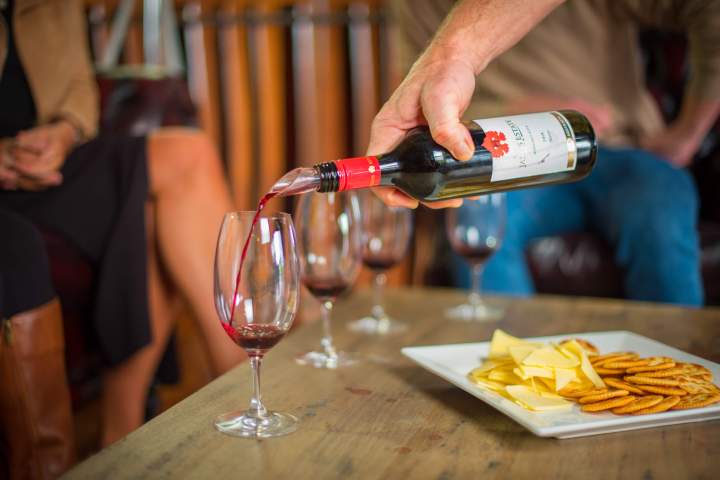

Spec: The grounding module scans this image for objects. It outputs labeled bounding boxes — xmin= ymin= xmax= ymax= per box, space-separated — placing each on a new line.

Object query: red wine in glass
xmin=362 ymin=254 xmax=402 ymax=271
xmin=223 ymin=323 xmax=287 ymax=356
xmin=454 ymin=244 xmax=497 ymax=265
xmin=303 ymin=277 xmax=351 ymax=302
xmin=213 ymin=211 xmax=299 ymax=438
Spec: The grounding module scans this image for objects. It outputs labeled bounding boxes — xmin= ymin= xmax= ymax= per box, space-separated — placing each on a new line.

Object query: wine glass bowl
xmin=348 ymin=190 xmax=413 ymax=335
xmin=213 ymin=211 xmax=299 ymax=438
xmin=445 ymin=194 xmax=506 ymax=322
xmin=295 ymin=192 xmax=362 ymax=368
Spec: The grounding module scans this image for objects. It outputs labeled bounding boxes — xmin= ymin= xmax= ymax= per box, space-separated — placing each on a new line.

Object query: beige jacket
xmin=0 ymin=0 xmax=98 ymax=139
xmin=393 ymin=0 xmax=720 ymax=146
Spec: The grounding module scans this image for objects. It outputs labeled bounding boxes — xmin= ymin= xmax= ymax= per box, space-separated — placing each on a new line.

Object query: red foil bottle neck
xmin=333 ymin=156 xmax=381 ymax=191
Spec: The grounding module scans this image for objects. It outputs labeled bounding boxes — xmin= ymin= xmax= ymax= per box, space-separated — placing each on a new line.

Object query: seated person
xmin=0 ymin=209 xmax=75 ymax=478
xmin=0 ymin=0 xmax=244 ymax=447
xmin=391 ymin=0 xmax=720 ymax=305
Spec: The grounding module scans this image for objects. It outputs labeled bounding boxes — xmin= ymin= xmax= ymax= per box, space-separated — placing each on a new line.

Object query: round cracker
xmin=603 ymin=359 xmax=651 ymax=369
xmin=595 ymin=367 xmax=626 ymax=375
xmin=612 ymin=395 xmax=664 ymax=414
xmin=633 ymin=368 xmax=686 ymax=378
xmin=636 ymin=385 xmax=687 ymax=396
xmin=578 ymin=390 xmax=629 ymax=404
xmin=670 ymin=392 xmax=720 ymax=410
xmin=603 ymin=378 xmax=645 ymax=395
xmin=591 ymin=353 xmax=638 ymax=366
xmin=559 ymin=387 xmax=607 ymax=399
xmin=581 ymin=395 xmax=635 ymax=412
xmin=632 ymin=396 xmax=681 ymax=415
xmin=624 ymin=376 xmax=680 ymax=387
xmin=626 ymin=362 xmax=676 ymax=374
xmin=675 ymin=376 xmax=720 ymax=395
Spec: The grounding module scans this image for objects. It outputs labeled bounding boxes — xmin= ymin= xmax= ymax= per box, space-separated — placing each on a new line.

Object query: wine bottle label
xmin=334 ymin=156 xmax=381 ymax=190
xmin=473 ymin=111 xmax=577 ymax=182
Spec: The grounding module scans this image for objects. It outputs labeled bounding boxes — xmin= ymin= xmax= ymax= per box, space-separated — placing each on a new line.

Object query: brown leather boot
xmin=0 ymin=299 xmax=76 ymax=479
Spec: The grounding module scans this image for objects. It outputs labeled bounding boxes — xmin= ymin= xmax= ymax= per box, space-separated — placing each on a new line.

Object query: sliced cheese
xmin=488 ymin=369 xmax=523 ymax=384
xmin=522 ymin=346 xmax=579 ymax=368
xmin=563 ymin=340 xmax=605 ymax=388
xmin=553 ymin=368 xmax=577 ymax=391
xmin=505 ymin=385 xmax=574 ymax=412
xmin=470 ymin=359 xmax=513 ymax=377
xmin=468 ymin=375 xmax=507 ymax=392
xmin=488 ymin=330 xmax=530 ymax=359
xmin=508 ymin=344 xmax=538 ymax=365
xmin=519 ymin=365 xmax=555 ymax=379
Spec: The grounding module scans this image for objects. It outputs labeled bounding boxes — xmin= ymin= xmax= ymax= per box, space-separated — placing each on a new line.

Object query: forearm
xmin=672 ymin=96 xmax=720 ymax=144
xmin=421 ymin=0 xmax=565 ymax=74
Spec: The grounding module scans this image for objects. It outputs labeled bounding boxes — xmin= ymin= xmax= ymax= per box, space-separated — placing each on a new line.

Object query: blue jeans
xmin=452 ymin=147 xmax=703 ymax=306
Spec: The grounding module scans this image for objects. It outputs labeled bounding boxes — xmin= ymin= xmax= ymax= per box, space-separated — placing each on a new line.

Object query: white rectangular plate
xmin=401 ymin=331 xmax=720 ymax=439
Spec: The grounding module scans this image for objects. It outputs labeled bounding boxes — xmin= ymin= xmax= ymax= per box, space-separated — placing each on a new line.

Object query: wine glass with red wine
xmin=213 ymin=212 xmax=299 ymax=437
xmin=445 ymin=193 xmax=506 ymax=322
xmin=295 ymin=191 xmax=362 ymax=368
xmin=348 ymin=190 xmax=413 ymax=335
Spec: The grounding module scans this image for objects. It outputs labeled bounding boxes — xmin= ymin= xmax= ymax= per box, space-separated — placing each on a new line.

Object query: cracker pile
xmin=563 ymin=352 xmax=720 ymax=415
xmin=468 ymin=330 xmax=720 ymax=415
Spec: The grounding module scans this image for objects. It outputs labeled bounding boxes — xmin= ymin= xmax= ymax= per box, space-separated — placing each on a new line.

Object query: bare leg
xmin=147 ymin=128 xmax=245 ymax=374
xmin=101 ymin=204 xmax=174 ymax=446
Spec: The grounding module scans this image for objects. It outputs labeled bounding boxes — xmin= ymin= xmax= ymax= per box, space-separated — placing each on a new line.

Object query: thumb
xmin=420 ymin=87 xmax=474 ymax=161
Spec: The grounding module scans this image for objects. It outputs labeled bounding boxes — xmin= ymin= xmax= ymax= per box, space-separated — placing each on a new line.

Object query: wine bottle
xmin=272 ymin=110 xmax=596 ymax=201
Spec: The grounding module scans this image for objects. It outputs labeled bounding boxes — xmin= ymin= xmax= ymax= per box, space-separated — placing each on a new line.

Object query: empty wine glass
xmin=445 ymin=194 xmax=506 ymax=322
xmin=295 ymin=191 xmax=362 ymax=368
xmin=213 ymin=212 xmax=300 ymax=438
xmin=348 ymin=190 xmax=413 ymax=335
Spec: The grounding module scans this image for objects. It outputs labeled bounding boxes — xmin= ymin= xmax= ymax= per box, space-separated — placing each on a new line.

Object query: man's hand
xmin=369 ymin=57 xmax=477 ymax=209
xmin=640 ymin=97 xmax=720 ymax=169
xmin=8 ymin=121 xmax=76 ymax=190
xmin=367 ymin=0 xmax=564 ymax=209
xmin=640 ymin=126 xmax=702 ymax=168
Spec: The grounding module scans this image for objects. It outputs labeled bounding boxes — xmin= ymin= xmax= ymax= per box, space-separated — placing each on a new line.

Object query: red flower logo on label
xmin=482 ymin=131 xmax=509 ymax=158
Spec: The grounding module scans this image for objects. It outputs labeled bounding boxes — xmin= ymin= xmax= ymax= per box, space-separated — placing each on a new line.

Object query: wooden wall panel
xmin=252 ymin=3 xmax=288 ymax=212
xmin=183 ymin=1 xmax=223 ymax=148
xmin=218 ymin=2 xmax=254 ymax=210
xmin=314 ymin=0 xmax=348 ymax=162
xmin=292 ymin=2 xmax=319 ymax=168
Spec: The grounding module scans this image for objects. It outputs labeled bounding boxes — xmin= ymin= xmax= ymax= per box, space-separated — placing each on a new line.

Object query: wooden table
xmin=65 ymin=288 xmax=720 ymax=479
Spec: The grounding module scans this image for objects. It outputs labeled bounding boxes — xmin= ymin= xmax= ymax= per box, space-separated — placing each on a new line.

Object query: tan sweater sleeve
xmin=615 ymin=0 xmax=720 ymax=101
xmin=56 ymin=0 xmax=99 ymax=140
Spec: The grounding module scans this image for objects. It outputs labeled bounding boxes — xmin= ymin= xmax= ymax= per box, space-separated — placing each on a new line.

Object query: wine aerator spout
xmin=270 ymin=167 xmax=321 ymax=197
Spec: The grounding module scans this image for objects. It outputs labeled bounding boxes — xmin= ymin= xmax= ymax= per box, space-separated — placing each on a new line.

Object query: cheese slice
xmin=522 ymin=346 xmax=580 ymax=368
xmin=518 ymin=365 xmax=555 ymax=379
xmin=553 ymin=368 xmax=577 ymax=391
xmin=470 ymin=358 xmax=514 ymax=377
xmin=468 ymin=375 xmax=507 ymax=392
xmin=508 ymin=344 xmax=538 ymax=365
xmin=563 ymin=340 xmax=605 ymax=388
xmin=488 ymin=369 xmax=523 ymax=384
xmin=488 ymin=330 xmax=530 ymax=359
xmin=505 ymin=385 xmax=574 ymax=412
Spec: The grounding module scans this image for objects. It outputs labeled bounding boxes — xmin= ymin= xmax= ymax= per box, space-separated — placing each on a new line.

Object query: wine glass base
xmin=295 ymin=350 xmax=357 ymax=369
xmin=214 ymin=410 xmax=298 ymax=438
xmin=347 ymin=316 xmax=407 ymax=335
xmin=445 ymin=303 xmax=504 ymax=322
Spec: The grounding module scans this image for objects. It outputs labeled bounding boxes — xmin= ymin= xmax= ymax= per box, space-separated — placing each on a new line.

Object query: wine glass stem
xmin=371 ymin=271 xmax=387 ymax=320
xmin=469 ymin=263 xmax=484 ymax=308
xmin=320 ymin=301 xmax=338 ymax=359
xmin=248 ymin=356 xmax=267 ymax=419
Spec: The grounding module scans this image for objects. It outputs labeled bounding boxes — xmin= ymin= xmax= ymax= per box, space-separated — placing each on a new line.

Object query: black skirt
xmin=0 ymin=135 xmax=150 ymax=366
